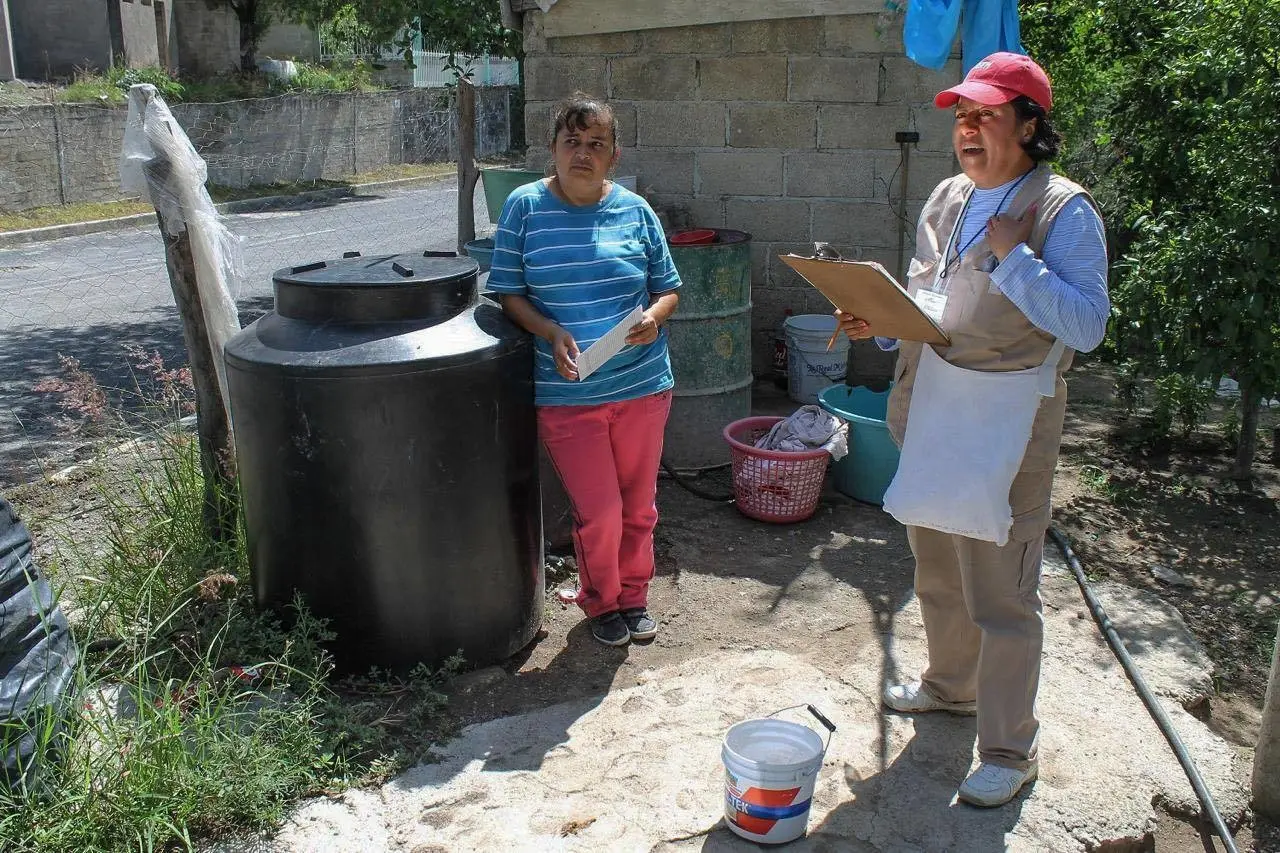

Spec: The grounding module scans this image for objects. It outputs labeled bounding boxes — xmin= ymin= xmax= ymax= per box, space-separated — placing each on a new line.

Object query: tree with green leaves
xmin=216 ymin=0 xmax=518 ymax=77
xmin=1024 ymin=0 xmax=1280 ymax=479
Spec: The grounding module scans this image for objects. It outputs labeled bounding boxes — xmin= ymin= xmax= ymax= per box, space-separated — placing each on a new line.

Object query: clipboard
xmin=780 ymin=254 xmax=951 ymax=346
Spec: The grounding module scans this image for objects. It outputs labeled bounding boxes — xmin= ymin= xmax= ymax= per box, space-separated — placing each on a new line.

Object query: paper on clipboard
xmin=575 ymin=305 xmax=646 ymax=380
xmin=780 ymin=254 xmax=951 ymax=346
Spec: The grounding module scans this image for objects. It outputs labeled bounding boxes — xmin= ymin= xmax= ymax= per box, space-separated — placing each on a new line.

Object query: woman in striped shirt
xmin=488 ymin=92 xmax=681 ymax=647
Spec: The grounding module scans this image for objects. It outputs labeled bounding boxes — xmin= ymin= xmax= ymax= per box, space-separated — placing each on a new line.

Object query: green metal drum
xmin=664 ymin=229 xmax=754 ymax=468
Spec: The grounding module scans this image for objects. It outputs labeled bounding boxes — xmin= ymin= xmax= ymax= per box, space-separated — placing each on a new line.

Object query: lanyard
xmin=937 ymin=168 xmax=1034 ymax=284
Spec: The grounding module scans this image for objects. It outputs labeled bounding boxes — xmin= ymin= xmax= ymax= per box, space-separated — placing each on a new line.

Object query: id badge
xmin=914 ymin=289 xmax=948 ymax=325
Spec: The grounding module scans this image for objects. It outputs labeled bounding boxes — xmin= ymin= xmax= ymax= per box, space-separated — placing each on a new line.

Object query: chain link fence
xmin=0 ymin=84 xmax=517 ymax=487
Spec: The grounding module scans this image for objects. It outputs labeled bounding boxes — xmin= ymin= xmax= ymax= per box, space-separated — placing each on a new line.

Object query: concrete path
xmin=211 ymin=551 xmax=1250 ymax=853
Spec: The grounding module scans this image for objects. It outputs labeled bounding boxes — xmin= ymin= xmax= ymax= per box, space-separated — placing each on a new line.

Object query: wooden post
xmin=143 ymin=157 xmax=238 ymax=547
xmin=1254 ymin=618 xmax=1280 ymax=820
xmin=456 ymin=78 xmax=479 ymax=254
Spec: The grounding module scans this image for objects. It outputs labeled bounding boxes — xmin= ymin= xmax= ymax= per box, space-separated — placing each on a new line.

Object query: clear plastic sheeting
xmin=119 ymin=84 xmax=243 ymax=413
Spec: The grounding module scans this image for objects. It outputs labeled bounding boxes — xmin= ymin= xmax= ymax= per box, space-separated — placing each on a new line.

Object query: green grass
xmin=58 ymin=61 xmax=382 ymax=107
xmin=0 ymin=367 xmax=461 ymax=851
xmin=0 ymin=201 xmax=154 ymax=232
xmin=0 ymin=165 xmax=454 ymax=233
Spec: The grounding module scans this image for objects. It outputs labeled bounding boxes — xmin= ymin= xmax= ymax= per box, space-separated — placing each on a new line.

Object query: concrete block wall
xmin=172 ymin=0 xmax=239 ymax=77
xmin=10 ymin=0 xmax=112 ymax=79
xmin=0 ymin=88 xmax=515 ymax=213
xmin=174 ymin=0 xmax=321 ymax=77
xmin=118 ymin=0 xmax=161 ymax=68
xmin=522 ymin=14 xmax=960 ymax=375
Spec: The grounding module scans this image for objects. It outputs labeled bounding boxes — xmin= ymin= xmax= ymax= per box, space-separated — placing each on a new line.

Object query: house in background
xmin=1 ymin=0 xmax=175 ymax=81
xmin=512 ymin=0 xmax=962 ymax=378
xmin=0 ymin=0 xmax=318 ymax=82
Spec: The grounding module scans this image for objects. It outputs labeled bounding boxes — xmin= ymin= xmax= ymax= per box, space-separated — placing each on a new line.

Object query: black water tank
xmin=223 ymin=252 xmax=542 ymax=674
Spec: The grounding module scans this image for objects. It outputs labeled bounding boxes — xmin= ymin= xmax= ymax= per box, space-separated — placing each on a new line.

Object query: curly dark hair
xmin=1011 ymin=95 xmax=1062 ymax=162
xmin=548 ymin=91 xmax=618 ymax=150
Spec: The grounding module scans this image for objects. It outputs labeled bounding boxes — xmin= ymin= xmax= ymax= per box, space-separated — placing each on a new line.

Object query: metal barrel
xmin=664 ymin=229 xmax=753 ymax=468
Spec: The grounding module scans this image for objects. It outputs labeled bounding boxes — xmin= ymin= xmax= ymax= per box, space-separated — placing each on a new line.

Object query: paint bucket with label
xmin=721 ymin=705 xmax=836 ymax=844
xmin=784 ymin=314 xmax=849 ymax=404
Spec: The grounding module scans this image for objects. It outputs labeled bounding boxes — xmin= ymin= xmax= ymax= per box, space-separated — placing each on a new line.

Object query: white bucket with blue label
xmin=784 ymin=314 xmax=849 ymax=405
xmin=721 ymin=704 xmax=836 ymax=845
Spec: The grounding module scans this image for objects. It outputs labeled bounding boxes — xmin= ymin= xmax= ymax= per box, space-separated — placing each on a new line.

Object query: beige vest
xmin=887 ymin=164 xmax=1100 ymax=540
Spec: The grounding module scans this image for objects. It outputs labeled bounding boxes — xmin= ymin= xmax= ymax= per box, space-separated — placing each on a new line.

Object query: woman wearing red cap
xmin=838 ymin=52 xmax=1109 ymax=807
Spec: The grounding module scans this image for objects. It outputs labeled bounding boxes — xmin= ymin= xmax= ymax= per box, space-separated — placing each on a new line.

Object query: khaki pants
xmin=906 ymin=525 xmax=1044 ymax=771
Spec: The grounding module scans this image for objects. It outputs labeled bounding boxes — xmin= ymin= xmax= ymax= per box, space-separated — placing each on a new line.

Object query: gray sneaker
xmin=591 ymin=612 xmax=630 ymax=646
xmin=621 ymin=608 xmax=657 ymax=640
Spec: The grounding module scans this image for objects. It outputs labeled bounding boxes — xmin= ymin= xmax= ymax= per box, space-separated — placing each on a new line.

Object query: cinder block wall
xmin=173 ymin=0 xmax=239 ymax=77
xmin=10 ymin=0 xmax=112 ymax=79
xmin=521 ymin=14 xmax=960 ymax=375
xmin=119 ymin=0 xmax=162 ymax=68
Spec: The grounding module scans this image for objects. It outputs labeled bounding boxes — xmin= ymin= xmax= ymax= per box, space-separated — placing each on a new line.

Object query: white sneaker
xmin=958 ymin=761 xmax=1038 ymax=807
xmin=882 ymin=681 xmax=977 ymax=716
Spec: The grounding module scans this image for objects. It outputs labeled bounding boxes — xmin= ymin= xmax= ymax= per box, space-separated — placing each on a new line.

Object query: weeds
xmin=5 ymin=358 xmax=459 ymax=851
xmin=1077 ymin=463 xmax=1140 ymax=507
xmin=58 ymin=62 xmax=381 ymax=106
xmin=32 ymin=355 xmax=110 ymax=435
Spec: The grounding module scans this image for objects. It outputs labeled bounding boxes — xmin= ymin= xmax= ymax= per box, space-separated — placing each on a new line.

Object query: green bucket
xmin=480 ymin=168 xmax=545 ymax=221
xmin=818 ymin=384 xmax=900 ymax=505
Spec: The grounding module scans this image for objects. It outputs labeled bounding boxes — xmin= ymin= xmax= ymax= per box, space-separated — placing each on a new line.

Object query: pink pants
xmin=537 ymin=390 xmax=672 ymax=618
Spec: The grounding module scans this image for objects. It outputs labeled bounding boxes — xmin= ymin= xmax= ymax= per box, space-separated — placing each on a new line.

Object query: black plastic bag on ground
xmin=0 ymin=493 xmax=77 ymax=792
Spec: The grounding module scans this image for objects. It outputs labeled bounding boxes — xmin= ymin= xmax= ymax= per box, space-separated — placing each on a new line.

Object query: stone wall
xmin=522 ymin=12 xmax=960 ymax=376
xmin=0 ymin=87 xmax=516 ymax=213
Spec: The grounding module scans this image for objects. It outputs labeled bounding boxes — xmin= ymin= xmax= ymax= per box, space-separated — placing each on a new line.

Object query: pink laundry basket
xmin=723 ymin=417 xmax=830 ymax=523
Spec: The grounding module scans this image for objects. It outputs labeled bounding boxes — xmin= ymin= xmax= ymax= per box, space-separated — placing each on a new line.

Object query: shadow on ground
xmin=0 ymin=296 xmax=272 ymax=486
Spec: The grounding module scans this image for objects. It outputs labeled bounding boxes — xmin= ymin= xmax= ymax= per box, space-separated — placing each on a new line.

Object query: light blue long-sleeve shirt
xmin=877 ymin=175 xmax=1110 ymax=353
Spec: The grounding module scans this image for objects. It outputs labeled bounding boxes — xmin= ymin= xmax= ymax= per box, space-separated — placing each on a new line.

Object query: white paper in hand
xmin=575 ymin=305 xmax=647 ymax=381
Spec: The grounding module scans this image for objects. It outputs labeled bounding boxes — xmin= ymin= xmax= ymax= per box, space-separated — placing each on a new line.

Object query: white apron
xmin=881 ymin=193 xmax=1067 ymax=547
xmin=881 ymin=338 xmax=1064 ymax=545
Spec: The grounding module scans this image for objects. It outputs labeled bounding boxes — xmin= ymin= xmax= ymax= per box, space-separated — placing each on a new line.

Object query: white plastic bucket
xmin=784 ymin=314 xmax=849 ymax=405
xmin=721 ymin=707 xmax=834 ymax=845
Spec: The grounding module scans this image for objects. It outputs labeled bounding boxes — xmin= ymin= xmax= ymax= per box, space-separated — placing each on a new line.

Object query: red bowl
xmin=669 ymin=228 xmax=717 ymax=246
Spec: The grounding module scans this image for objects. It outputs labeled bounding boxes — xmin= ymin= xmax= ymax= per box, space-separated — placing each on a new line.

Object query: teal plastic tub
xmin=818 ymin=384 xmax=901 ymax=505
xmin=464 ymin=237 xmax=495 ymax=271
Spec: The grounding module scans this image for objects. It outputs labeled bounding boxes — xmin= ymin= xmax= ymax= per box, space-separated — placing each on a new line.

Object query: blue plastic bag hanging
xmin=905 ymin=0 xmax=1026 ymax=74
xmin=961 ymin=0 xmax=1025 ymax=74
xmin=904 ymin=0 xmax=963 ymax=71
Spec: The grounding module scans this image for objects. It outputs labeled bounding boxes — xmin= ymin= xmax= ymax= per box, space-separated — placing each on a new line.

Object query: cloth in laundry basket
xmin=754 ymin=405 xmax=849 ymax=460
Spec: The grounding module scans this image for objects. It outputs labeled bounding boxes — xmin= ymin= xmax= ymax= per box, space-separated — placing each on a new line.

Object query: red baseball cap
xmin=934 ymin=52 xmax=1053 ymax=110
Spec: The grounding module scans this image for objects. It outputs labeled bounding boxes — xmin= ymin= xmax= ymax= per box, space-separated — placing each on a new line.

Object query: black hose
xmin=1047 ymin=527 xmax=1240 ymax=853
xmin=659 ymin=458 xmax=734 ymax=503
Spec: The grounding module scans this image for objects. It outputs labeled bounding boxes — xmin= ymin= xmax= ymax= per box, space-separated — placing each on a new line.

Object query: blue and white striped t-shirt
xmin=486 ymin=180 xmax=682 ymax=406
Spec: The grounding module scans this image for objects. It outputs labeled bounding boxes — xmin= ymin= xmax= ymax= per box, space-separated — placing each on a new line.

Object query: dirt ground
xmin=8 ymin=359 xmax=1279 ymax=852
xmin=445 ymin=362 xmax=1279 ymax=853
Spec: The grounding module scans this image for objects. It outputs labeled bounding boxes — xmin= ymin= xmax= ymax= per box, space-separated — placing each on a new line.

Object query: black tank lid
xmin=272 ymin=252 xmax=479 ymax=324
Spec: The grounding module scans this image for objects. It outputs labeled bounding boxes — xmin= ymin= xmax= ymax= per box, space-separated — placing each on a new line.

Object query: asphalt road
xmin=0 ymin=178 xmax=492 ymax=485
